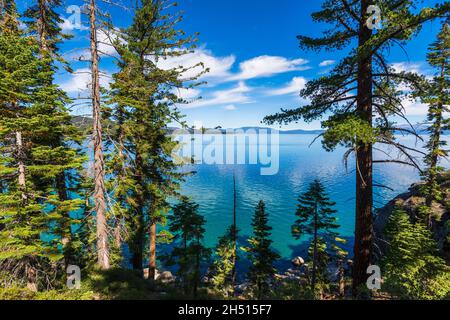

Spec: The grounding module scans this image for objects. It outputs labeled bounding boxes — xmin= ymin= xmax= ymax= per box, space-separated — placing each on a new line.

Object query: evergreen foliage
xmin=105 ymin=0 xmax=204 ymax=272
xmin=242 ymin=200 xmax=279 ymax=300
xmin=382 ymin=207 xmax=450 ymax=299
xmin=210 ymin=226 xmax=237 ymax=299
xmin=164 ymin=197 xmax=210 ymax=298
xmin=292 ymin=180 xmax=341 ymax=294
xmin=420 ymin=19 xmax=450 ymax=207
xmin=23 ymin=0 xmax=88 ymax=266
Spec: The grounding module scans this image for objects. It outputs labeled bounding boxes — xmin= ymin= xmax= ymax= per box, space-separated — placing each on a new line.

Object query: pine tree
xmin=23 ymin=0 xmax=72 ymax=66
xmin=306 ymin=238 xmax=330 ymax=292
xmin=211 ymin=226 xmax=237 ymax=299
xmin=231 ymin=172 xmax=238 ymax=292
xmin=0 ymin=1 xmax=68 ymax=290
xmin=292 ymin=180 xmax=340 ymax=294
xmin=165 ymin=197 xmax=210 ymax=298
xmin=382 ymin=207 xmax=450 ymax=299
xmin=243 ymin=201 xmax=280 ymax=300
xmin=23 ymin=0 xmax=87 ymax=267
xmin=89 ymin=0 xmax=110 ymax=270
xmin=106 ymin=0 xmax=204 ymax=275
xmin=421 ymin=19 xmax=450 ymax=208
xmin=264 ymin=0 xmax=449 ymax=294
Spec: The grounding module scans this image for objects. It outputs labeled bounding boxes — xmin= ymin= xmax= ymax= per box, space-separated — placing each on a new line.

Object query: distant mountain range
xmin=71 ymin=116 xmax=448 ymax=135
xmin=395 ymin=123 xmax=449 ymax=135
xmin=164 ymin=126 xmax=324 ymax=135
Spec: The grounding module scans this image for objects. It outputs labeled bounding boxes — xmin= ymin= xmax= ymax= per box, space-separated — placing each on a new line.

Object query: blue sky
xmin=18 ymin=0 xmax=447 ymax=129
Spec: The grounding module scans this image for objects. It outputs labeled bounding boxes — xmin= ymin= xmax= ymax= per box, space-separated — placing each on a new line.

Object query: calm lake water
xmin=166 ymin=133 xmax=449 ymax=270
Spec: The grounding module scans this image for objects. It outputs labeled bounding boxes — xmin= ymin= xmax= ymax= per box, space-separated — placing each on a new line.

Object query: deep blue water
xmin=163 ymin=133 xmax=449 ymax=271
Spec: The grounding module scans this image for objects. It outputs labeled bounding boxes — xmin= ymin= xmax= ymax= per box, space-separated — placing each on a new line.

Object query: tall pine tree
xmin=421 ymin=19 xmax=450 ymax=208
xmin=292 ymin=180 xmax=340 ymax=294
xmin=89 ymin=0 xmax=110 ymax=270
xmin=106 ymin=0 xmax=204 ymax=276
xmin=211 ymin=226 xmax=237 ymax=299
xmin=264 ymin=0 xmax=449 ymax=294
xmin=23 ymin=0 xmax=87 ymax=267
xmin=165 ymin=197 xmax=210 ymax=298
xmin=243 ymin=200 xmax=279 ymax=300
xmin=0 ymin=1 xmax=72 ymax=290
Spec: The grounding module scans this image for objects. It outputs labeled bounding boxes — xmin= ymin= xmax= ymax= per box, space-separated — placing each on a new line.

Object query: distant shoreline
xmin=71 ymin=116 xmax=449 ymax=135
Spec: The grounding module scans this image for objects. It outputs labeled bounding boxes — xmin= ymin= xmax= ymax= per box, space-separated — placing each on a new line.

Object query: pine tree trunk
xmin=89 ymin=0 xmax=109 ymax=270
xmin=131 ymin=236 xmax=143 ymax=271
xmin=56 ymin=173 xmax=70 ymax=245
xmin=37 ymin=0 xmax=49 ymax=52
xmin=114 ymin=222 xmax=121 ymax=248
xmin=311 ymin=203 xmax=318 ymax=293
xmin=15 ymin=131 xmax=27 ymax=204
xmin=148 ymin=222 xmax=156 ymax=280
xmin=339 ymin=261 xmax=345 ymax=297
xmin=426 ymin=129 xmax=440 ymax=208
xmin=114 ymin=113 xmax=125 ymax=249
xmin=36 ymin=0 xmax=72 ymax=262
xmin=193 ymin=237 xmax=200 ymax=299
xmin=26 ymin=263 xmax=38 ymax=292
xmin=133 ymin=149 xmax=145 ymax=273
xmin=16 ymin=129 xmax=34 ymax=291
xmin=231 ymin=172 xmax=237 ymax=295
xmin=426 ymin=62 xmax=445 ymax=209
xmin=352 ymin=0 xmax=374 ymax=295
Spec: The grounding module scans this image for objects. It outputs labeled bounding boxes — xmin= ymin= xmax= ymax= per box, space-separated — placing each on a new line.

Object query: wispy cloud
xmin=59 ymin=18 xmax=88 ymax=32
xmin=59 ymin=68 xmax=111 ymax=94
xmin=391 ymin=62 xmax=427 ymax=75
xmin=266 ymin=77 xmax=307 ymax=96
xmin=319 ymin=60 xmax=335 ymax=67
xmin=229 ymin=56 xmax=309 ymax=81
xmin=181 ymin=81 xmax=252 ymax=109
xmin=401 ymin=98 xmax=449 ymax=117
xmin=157 ymin=48 xmax=236 ymax=82
xmin=175 ymin=87 xmax=201 ymax=100
xmin=223 ymin=104 xmax=237 ymax=111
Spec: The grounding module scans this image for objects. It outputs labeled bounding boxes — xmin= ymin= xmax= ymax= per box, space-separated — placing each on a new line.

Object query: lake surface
xmin=168 ymin=133 xmax=449 ymax=270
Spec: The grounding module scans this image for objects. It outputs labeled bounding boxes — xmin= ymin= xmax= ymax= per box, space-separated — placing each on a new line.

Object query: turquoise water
xmin=171 ymin=134 xmax=449 ymax=269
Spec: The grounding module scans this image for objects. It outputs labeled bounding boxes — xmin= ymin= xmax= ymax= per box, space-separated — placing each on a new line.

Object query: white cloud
xmin=176 ymin=87 xmax=201 ymax=100
xmin=391 ymin=62 xmax=425 ymax=75
xmin=266 ymin=77 xmax=307 ymax=96
xmin=157 ymin=48 xmax=235 ymax=81
xmin=182 ymin=81 xmax=252 ymax=109
xmin=390 ymin=62 xmax=433 ymax=92
xmin=402 ymin=99 xmax=428 ymax=116
xmin=319 ymin=60 xmax=335 ymax=67
xmin=62 ymin=29 xmax=121 ymax=61
xmin=59 ymin=68 xmax=111 ymax=94
xmin=223 ymin=104 xmax=237 ymax=111
xmin=97 ymin=28 xmax=122 ymax=57
xmin=59 ymin=18 xmax=88 ymax=32
xmin=401 ymin=98 xmax=449 ymax=117
xmin=229 ymin=56 xmax=309 ymax=81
